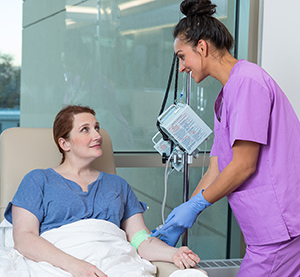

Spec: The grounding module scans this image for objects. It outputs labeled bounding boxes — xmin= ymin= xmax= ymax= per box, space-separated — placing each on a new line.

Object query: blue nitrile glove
xmin=151 ymin=225 xmax=186 ymax=247
xmin=152 ymin=190 xmax=212 ymax=246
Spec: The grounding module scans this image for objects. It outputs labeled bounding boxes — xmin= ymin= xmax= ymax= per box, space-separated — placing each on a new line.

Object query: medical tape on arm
xmin=130 ymin=229 xmax=151 ymax=250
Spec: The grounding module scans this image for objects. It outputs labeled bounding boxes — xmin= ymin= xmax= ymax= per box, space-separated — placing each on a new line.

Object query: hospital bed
xmin=0 ymin=127 xmax=207 ymax=277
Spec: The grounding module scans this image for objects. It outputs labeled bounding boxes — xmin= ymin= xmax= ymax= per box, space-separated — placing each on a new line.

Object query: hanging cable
xmin=156 ymin=53 xmax=179 ymax=140
xmin=174 ymin=56 xmax=179 ymax=102
xmin=157 ymin=52 xmax=177 ymax=117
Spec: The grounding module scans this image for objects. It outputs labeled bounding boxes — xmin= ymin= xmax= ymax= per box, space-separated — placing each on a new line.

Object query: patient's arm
xmin=12 ymin=205 xmax=107 ymax=277
xmin=121 ymin=213 xmax=200 ymax=269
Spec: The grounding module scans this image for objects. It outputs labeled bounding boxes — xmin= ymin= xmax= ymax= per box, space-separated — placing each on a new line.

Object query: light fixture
xmin=65 ymin=5 xmax=98 ymax=14
xmin=119 ymin=0 xmax=155 ymax=11
xmin=120 ymin=22 xmax=175 ymax=36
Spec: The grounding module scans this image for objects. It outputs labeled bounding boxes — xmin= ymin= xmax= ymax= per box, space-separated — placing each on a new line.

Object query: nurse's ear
xmin=196 ymin=39 xmax=209 ymax=57
xmin=58 ymin=137 xmax=71 ymax=152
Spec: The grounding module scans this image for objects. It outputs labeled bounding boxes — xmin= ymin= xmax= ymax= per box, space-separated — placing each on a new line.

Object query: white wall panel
xmin=260 ymin=0 xmax=300 ymax=117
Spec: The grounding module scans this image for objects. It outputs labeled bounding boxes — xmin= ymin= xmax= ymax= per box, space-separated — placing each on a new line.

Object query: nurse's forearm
xmin=191 ymin=156 xmax=219 ymax=198
xmin=202 ymin=140 xmax=260 ymax=203
xmin=202 ymin=159 xmax=254 ymax=203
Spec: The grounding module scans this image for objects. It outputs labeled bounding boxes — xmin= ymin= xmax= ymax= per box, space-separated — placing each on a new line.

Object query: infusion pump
xmin=152 ymin=102 xmax=212 ymax=171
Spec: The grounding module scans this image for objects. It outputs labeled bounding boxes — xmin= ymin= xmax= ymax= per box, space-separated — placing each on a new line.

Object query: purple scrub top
xmin=211 ymin=60 xmax=300 ymax=245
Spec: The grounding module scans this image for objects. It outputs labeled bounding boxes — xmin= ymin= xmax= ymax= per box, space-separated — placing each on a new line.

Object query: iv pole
xmin=182 ymin=72 xmax=192 ymax=246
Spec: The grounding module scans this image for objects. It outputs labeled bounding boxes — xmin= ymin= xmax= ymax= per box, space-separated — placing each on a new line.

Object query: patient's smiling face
xmin=64 ymin=113 xmax=103 ymax=161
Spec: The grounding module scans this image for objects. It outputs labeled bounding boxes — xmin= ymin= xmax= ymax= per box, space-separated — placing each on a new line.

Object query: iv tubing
xmin=162 ymin=152 xmax=174 ymax=224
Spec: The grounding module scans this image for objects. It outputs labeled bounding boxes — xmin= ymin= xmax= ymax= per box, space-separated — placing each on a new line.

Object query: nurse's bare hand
xmin=67 ymin=258 xmax=107 ymax=277
xmin=172 ymin=246 xmax=200 ymax=269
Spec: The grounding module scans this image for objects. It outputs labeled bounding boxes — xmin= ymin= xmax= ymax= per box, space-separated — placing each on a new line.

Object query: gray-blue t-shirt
xmin=5 ymin=168 xmax=147 ymax=234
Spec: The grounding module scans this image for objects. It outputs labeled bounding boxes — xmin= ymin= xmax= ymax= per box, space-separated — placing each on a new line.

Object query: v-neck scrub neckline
xmin=49 ymin=168 xmax=103 ymax=194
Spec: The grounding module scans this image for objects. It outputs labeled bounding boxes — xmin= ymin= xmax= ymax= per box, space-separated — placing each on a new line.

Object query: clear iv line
xmin=162 ymin=152 xmax=174 ymax=224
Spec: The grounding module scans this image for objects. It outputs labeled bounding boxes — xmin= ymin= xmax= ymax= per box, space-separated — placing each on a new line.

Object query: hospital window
xmin=0 ymin=0 xmax=254 ymax=260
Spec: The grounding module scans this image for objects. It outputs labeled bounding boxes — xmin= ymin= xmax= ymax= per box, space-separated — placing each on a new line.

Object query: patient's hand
xmin=67 ymin=259 xmax=107 ymax=277
xmin=172 ymin=246 xmax=200 ymax=270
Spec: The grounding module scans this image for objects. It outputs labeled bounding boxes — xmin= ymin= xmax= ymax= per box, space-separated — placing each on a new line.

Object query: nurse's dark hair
xmin=174 ymin=0 xmax=234 ymax=52
xmin=53 ymin=105 xmax=96 ymax=164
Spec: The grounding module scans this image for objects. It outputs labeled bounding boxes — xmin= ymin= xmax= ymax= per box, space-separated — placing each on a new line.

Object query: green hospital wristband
xmin=130 ymin=229 xmax=151 ymax=250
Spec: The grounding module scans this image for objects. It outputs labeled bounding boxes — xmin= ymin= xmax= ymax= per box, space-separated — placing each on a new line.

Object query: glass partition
xmin=0 ymin=1 xmax=22 ymax=133
xmin=21 ymin=0 xmax=235 ymax=152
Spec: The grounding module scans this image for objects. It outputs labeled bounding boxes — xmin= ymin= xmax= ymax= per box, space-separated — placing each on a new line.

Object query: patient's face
xmin=66 ymin=112 xmax=103 ymax=161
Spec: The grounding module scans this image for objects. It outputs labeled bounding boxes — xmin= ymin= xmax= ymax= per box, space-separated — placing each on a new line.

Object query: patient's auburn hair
xmin=53 ymin=105 xmax=96 ymax=164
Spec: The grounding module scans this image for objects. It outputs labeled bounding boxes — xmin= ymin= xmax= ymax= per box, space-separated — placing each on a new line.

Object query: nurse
xmin=152 ymin=0 xmax=300 ymax=275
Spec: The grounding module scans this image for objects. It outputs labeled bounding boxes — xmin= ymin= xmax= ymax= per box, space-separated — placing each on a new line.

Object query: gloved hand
xmin=152 ymin=225 xmax=186 ymax=247
xmin=151 ymin=190 xmax=212 ymax=246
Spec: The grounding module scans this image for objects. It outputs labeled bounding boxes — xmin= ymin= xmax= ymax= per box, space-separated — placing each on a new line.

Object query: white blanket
xmin=0 ymin=219 xmax=156 ymax=277
xmin=0 ymin=219 xmax=208 ymax=277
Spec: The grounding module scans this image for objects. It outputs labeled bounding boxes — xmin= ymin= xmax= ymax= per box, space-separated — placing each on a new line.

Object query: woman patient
xmin=4 ymin=105 xmax=200 ymax=277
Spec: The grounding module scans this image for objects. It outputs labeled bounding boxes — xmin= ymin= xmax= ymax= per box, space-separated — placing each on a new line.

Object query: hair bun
xmin=180 ymin=0 xmax=217 ymax=17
